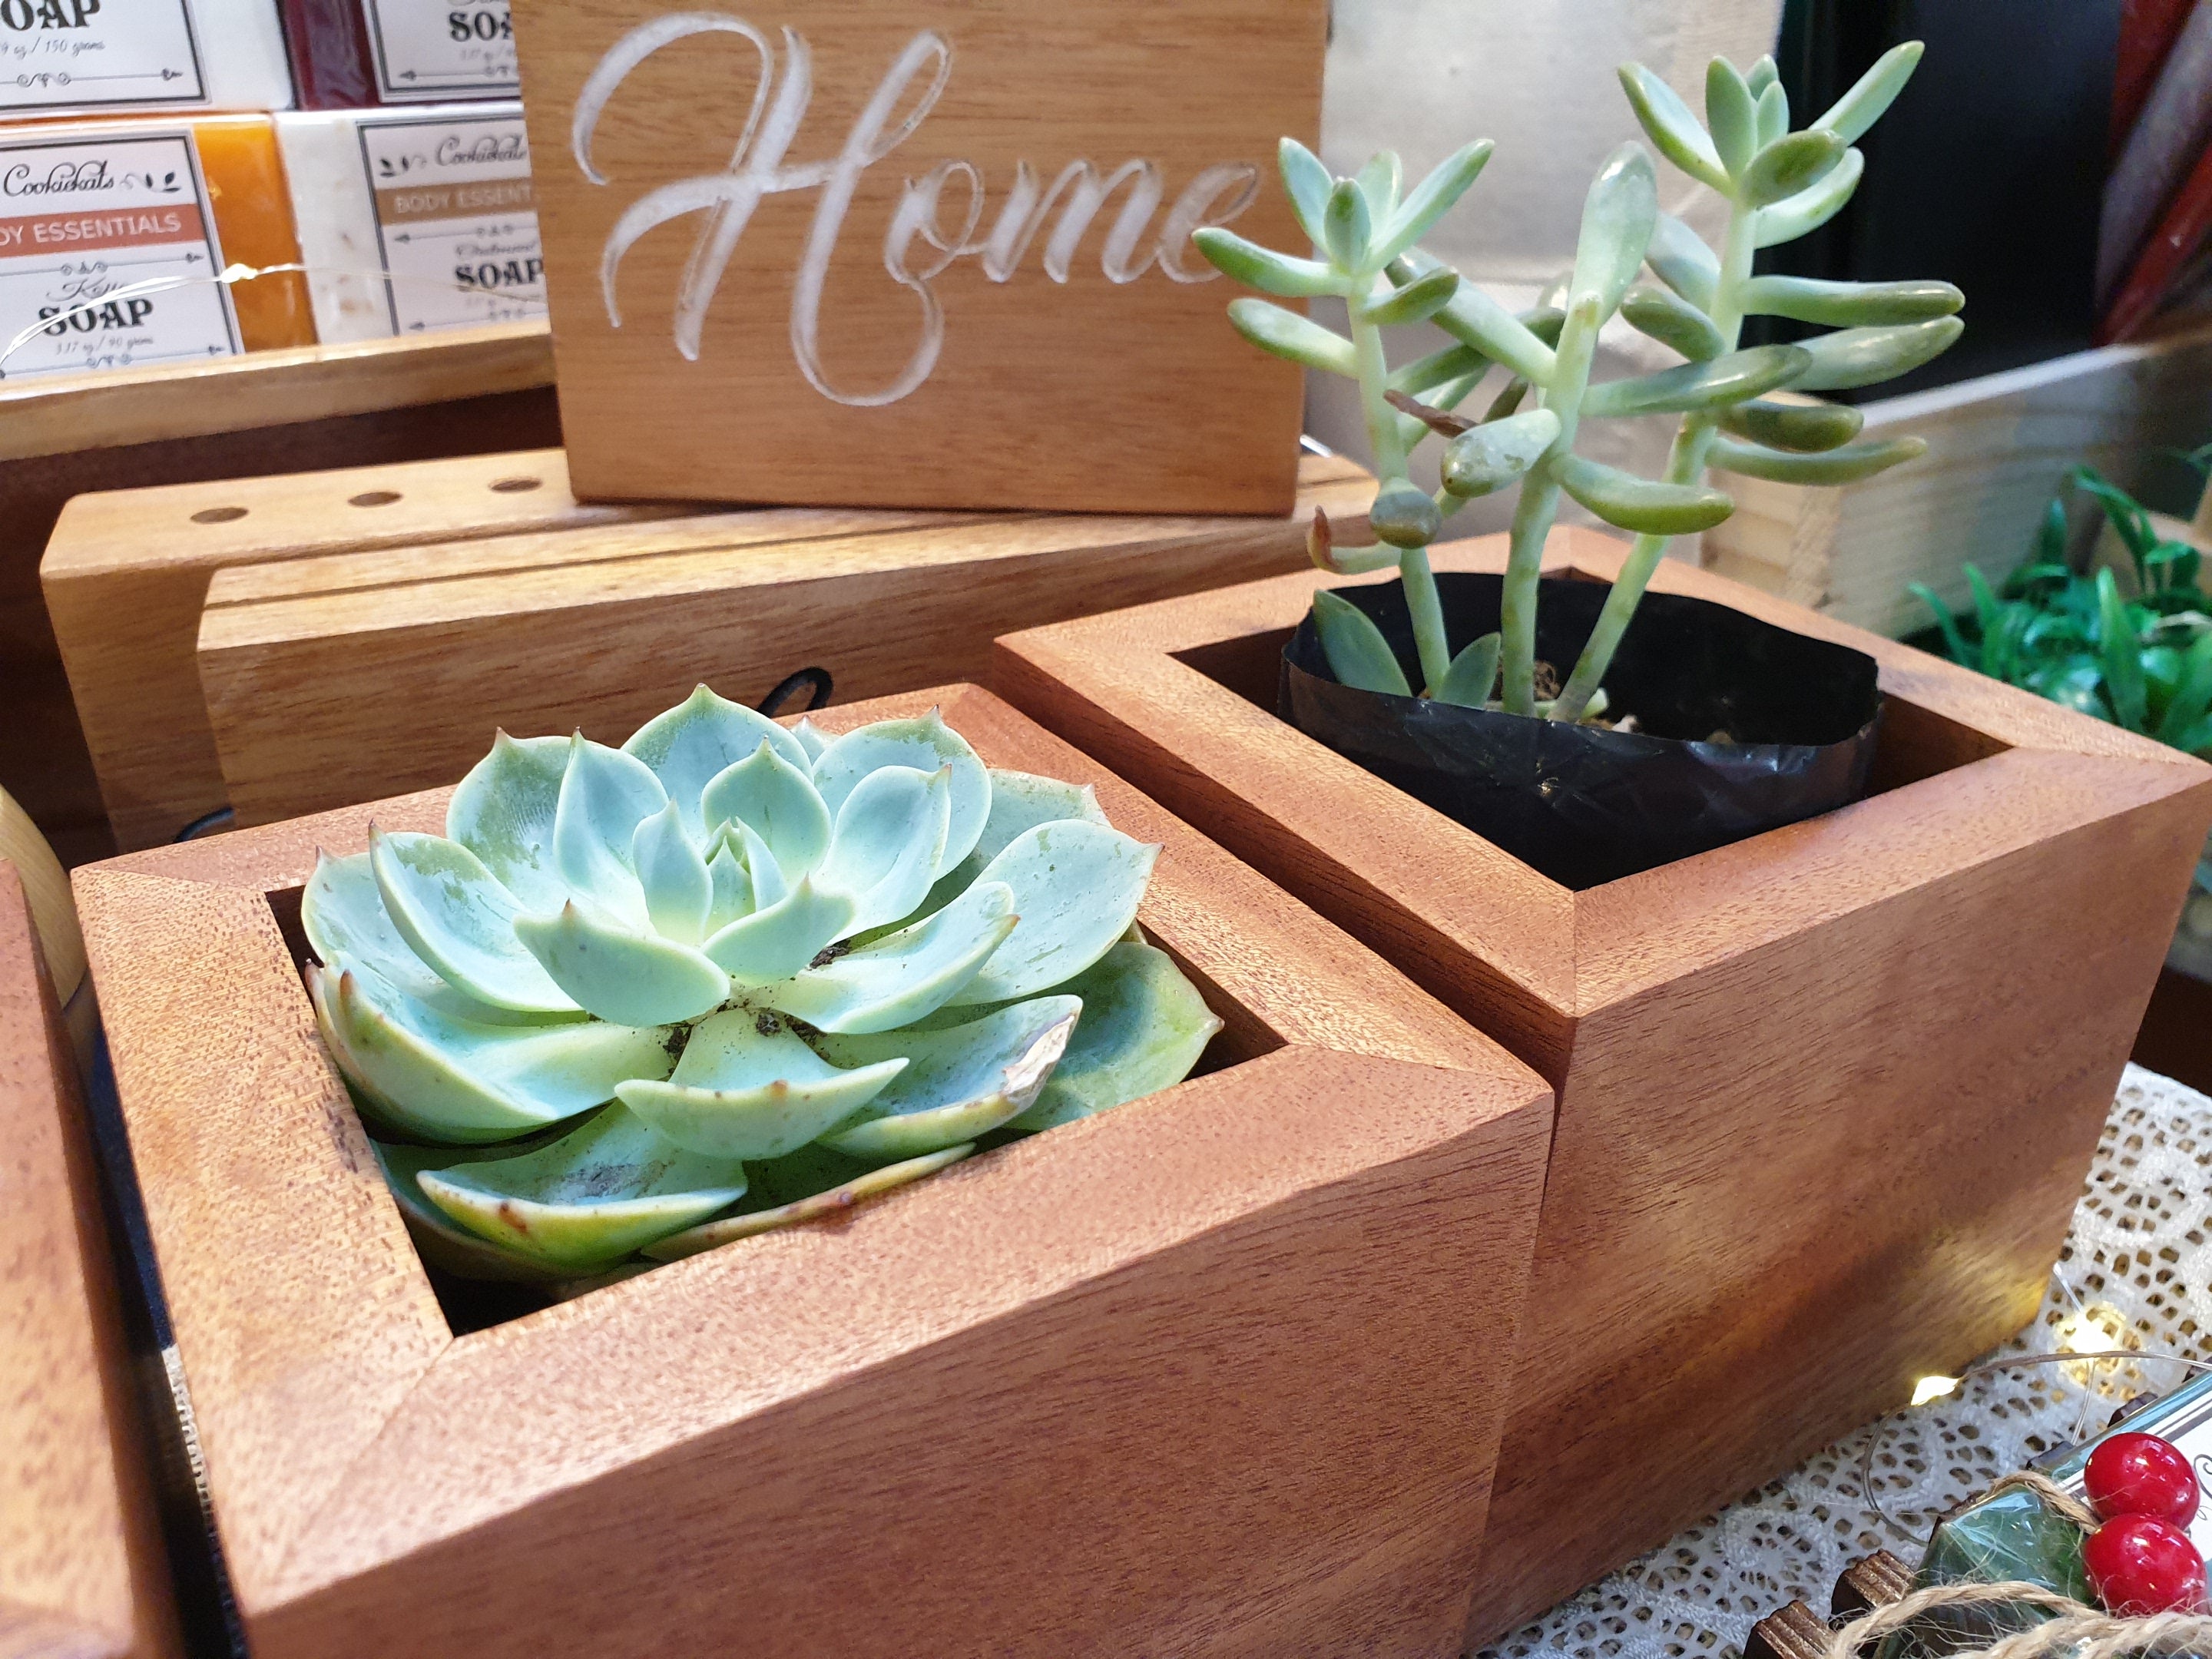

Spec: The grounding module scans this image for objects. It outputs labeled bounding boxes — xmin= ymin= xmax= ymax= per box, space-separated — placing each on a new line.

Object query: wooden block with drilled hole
xmin=71 ymin=684 xmax=1552 ymax=1659
xmin=45 ymin=445 xmax=1368 ymax=850
xmin=188 ymin=454 xmax=1372 ymax=829
xmin=0 ymin=859 xmax=181 ymax=1659
xmin=989 ymin=525 xmax=2212 ymax=1644
xmin=507 ymin=0 xmax=1323 ymax=512
xmin=1743 ymin=1600 xmax=1833 ymax=1659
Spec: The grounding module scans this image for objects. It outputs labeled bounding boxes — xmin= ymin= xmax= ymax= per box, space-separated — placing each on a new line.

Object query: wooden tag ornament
xmin=505 ymin=0 xmax=1325 ymax=512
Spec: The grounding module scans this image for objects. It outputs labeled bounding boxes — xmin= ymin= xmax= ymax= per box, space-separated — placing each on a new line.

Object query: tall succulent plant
xmin=1197 ymin=44 xmax=1962 ymax=724
xmin=302 ymin=687 xmax=1221 ymax=1282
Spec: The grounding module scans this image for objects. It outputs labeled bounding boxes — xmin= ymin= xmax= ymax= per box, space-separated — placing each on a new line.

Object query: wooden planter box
xmin=41 ymin=445 xmax=1369 ymax=849
xmin=8 ymin=320 xmax=561 ymax=867
xmin=0 ymin=859 xmax=180 ymax=1659
xmin=992 ymin=528 xmax=2212 ymax=1643
xmin=71 ymin=684 xmax=1552 ymax=1659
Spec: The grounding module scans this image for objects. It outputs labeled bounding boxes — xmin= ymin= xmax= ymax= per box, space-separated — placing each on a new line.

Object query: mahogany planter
xmin=992 ymin=528 xmax=2212 ymax=1643
xmin=0 ymin=859 xmax=181 ymax=1659
xmin=70 ymin=684 xmax=1554 ymax=1659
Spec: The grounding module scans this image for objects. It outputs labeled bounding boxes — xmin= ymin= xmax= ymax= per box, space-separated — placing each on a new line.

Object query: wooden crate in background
xmin=4 ymin=320 xmax=561 ymax=866
xmin=1699 ymin=321 xmax=2212 ymax=634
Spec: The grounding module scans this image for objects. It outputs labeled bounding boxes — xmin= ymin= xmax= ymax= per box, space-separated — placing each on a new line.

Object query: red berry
xmin=2084 ymin=1515 xmax=2209 ymax=1615
xmin=2087 ymin=1432 xmax=2203 ymax=1527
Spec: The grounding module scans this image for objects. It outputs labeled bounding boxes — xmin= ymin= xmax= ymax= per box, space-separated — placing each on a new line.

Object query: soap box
xmin=276 ymin=99 xmax=539 ymax=340
xmin=0 ymin=0 xmax=292 ymax=118
xmin=0 ymin=118 xmax=242 ymax=378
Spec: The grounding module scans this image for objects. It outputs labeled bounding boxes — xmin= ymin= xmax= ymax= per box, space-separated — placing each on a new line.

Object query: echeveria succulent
xmin=1198 ymin=44 xmax=1961 ymax=726
xmin=303 ymin=687 xmax=1221 ymax=1282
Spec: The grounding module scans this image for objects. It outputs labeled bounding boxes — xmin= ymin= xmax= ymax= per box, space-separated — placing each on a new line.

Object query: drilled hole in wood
xmin=349 ymin=491 xmax=402 ymax=508
xmin=489 ymin=476 xmax=542 ymax=493
xmin=190 ymin=506 xmax=248 ymax=525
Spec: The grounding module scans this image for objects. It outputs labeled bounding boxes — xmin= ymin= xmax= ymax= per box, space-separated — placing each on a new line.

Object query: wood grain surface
xmin=1698 ymin=320 xmax=2212 ymax=633
xmin=72 ymin=684 xmax=1554 ymax=1659
xmin=0 ymin=861 xmax=180 ymax=1659
xmin=990 ymin=528 xmax=2212 ymax=1643
xmin=189 ymin=453 xmax=1372 ymax=828
xmin=509 ymin=0 xmax=1323 ymax=511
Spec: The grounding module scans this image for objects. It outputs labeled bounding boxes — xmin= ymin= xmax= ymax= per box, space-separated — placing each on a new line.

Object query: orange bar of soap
xmin=190 ymin=114 xmax=315 ymax=352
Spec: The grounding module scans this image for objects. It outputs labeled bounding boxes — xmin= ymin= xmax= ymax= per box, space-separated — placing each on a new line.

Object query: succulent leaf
xmin=1441 ymin=408 xmax=1561 ymax=498
xmin=1753 ymin=147 xmax=1863 ymax=247
xmin=642 ymin=1144 xmax=973 ymax=1262
xmin=373 ymin=1138 xmax=564 ymax=1283
xmin=369 ymin=828 xmax=578 ymax=1015
xmin=1409 ymin=253 xmax=1558 ymax=384
xmin=1190 ymin=227 xmax=1343 ymax=297
xmin=304 ymin=849 xmax=560 ymax=1025
xmin=1388 ymin=342 xmax=1491 ymax=396
xmin=1311 ymin=588 xmax=1412 ymax=694
xmin=1367 ymin=478 xmax=1443 ymax=548
xmin=631 ymin=800 xmax=713 ymax=944
xmin=445 ymin=732 xmax=571 ymax=913
xmin=1790 ymin=317 xmax=1963 ymax=389
xmin=1005 ymin=944 xmax=1223 ymax=1133
xmin=1581 ymin=343 xmax=1810 ymax=416
xmin=1620 ymin=284 xmax=1724 ymax=360
xmin=1555 ymin=454 xmax=1734 ymax=535
xmin=416 ymin=1104 xmax=748 ymax=1271
xmin=1373 ymin=139 xmax=1493 ymax=267
xmin=308 ymin=959 xmax=670 ymax=1141
xmin=1754 ymin=78 xmax=1788 ymax=147
xmin=1353 ymin=151 xmax=1402 ymax=220
xmin=817 ymin=763 xmax=953 ymax=932
xmin=1740 ymin=275 xmax=1962 ymax=326
xmin=1225 ymin=297 xmax=1357 ymax=375
xmin=512 ymin=899 xmax=731 ymax=1027
xmin=1707 ymin=433 xmax=1928 ymax=484
xmin=1277 ymin=137 xmax=1334 ymax=247
xmin=704 ymin=839 xmax=753 ymax=933
xmin=1645 ymin=212 xmax=1720 ymax=311
xmin=1813 ymin=40 xmax=1922 ymax=145
xmin=1746 ymin=55 xmax=1780 ymax=98
xmin=1618 ymin=64 xmax=1729 ymax=191
xmin=1570 ymin=143 xmax=1657 ymax=318
xmin=788 ymin=716 xmax=831 ymax=763
xmin=816 ymin=996 xmax=1079 ymax=1157
xmin=1362 ymin=264 xmax=1460 ymax=327
xmin=698 ymin=740 xmax=831 ymax=882
xmin=1738 ymin=129 xmax=1846 ymax=208
xmin=970 ymin=769 xmax=1111 ymax=864
xmin=551 ymin=735 xmax=664 ymax=927
xmin=620 ymin=684 xmax=809 ymax=840
xmin=1435 ymin=631 xmax=1503 ymax=708
xmin=945 ymin=822 xmax=1159 ymax=1006
xmin=763 ymin=879 xmax=1018 ymax=1034
xmin=1323 ymin=177 xmax=1373 ymax=271
xmin=810 ymin=713 xmax=990 ymax=879
xmin=615 ymin=1008 xmax=906 ymax=1159
xmin=1705 ymin=57 xmax=1758 ymax=177
xmin=1718 ymin=396 xmax=1865 ymax=452
xmin=701 ymin=876 xmax=857 ymax=985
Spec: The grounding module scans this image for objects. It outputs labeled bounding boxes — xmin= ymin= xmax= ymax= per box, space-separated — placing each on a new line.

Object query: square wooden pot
xmin=992 ymin=528 xmax=2212 ymax=1642
xmin=0 ymin=859 xmax=180 ymax=1659
xmin=71 ymin=684 xmax=1554 ymax=1659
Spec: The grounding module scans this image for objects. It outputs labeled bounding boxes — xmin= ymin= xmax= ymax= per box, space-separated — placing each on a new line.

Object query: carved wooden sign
xmin=508 ymin=0 xmax=1324 ymax=512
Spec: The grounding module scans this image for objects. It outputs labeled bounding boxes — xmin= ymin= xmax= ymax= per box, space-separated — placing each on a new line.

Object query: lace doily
xmin=1485 ymin=1064 xmax=2212 ymax=1659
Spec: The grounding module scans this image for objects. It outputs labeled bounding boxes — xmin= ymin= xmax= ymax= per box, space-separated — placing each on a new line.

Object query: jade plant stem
xmin=1349 ymin=299 xmax=1455 ymax=694
xmin=1550 ymin=203 xmax=1760 ymax=724
xmin=1502 ymin=300 xmax=1599 ymax=714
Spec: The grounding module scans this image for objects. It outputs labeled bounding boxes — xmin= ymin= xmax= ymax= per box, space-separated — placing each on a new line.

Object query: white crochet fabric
xmin=1484 ymin=1064 xmax=2212 ymax=1658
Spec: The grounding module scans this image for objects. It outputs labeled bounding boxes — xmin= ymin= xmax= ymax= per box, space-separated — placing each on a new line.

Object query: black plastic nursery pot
xmin=1280 ymin=571 xmax=1883 ymax=888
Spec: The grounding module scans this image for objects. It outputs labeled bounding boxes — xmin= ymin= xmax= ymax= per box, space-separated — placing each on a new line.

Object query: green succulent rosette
xmin=303 ymin=687 xmax=1221 ymax=1283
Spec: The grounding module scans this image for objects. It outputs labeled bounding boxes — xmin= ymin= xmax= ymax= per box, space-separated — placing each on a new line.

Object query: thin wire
xmin=1858 ymin=1352 xmax=2212 ymax=1543
xmin=0 ymin=259 xmax=545 ymax=376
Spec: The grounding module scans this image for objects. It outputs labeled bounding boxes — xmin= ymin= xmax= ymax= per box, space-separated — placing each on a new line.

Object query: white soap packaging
xmin=0 ymin=0 xmax=293 ymax=118
xmin=275 ymin=100 xmax=540 ymax=341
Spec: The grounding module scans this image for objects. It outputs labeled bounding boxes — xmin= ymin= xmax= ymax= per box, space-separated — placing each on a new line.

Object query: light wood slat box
xmin=71 ymin=684 xmax=1553 ymax=1659
xmin=989 ymin=527 xmax=2212 ymax=1645
xmin=1698 ymin=320 xmax=2212 ymax=634
xmin=181 ymin=452 xmax=1371 ymax=830
xmin=0 ymin=858 xmax=181 ymax=1659
xmin=7 ymin=321 xmax=560 ymax=867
